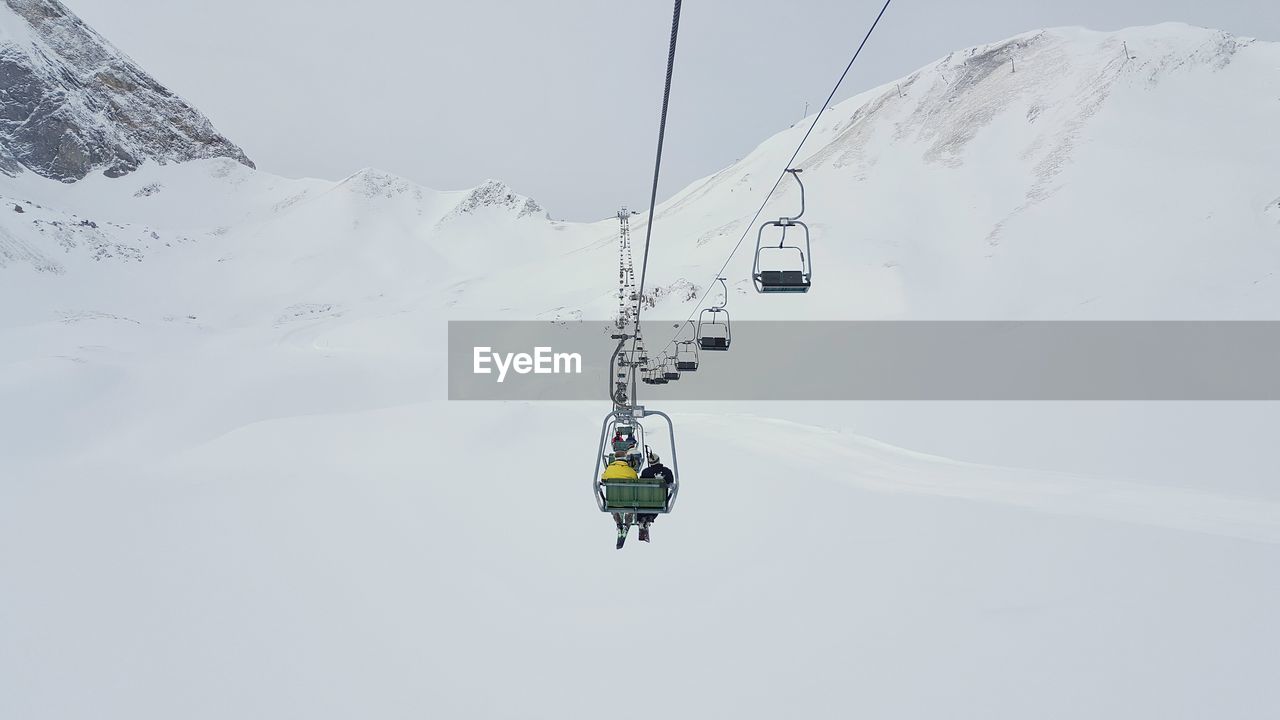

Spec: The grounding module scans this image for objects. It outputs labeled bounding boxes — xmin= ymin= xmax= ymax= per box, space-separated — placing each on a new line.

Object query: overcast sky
xmin=68 ymin=0 xmax=1279 ymax=220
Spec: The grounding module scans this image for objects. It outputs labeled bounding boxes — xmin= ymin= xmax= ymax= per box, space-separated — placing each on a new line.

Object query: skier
xmin=626 ymin=441 xmax=645 ymax=471
xmin=636 ymin=447 xmax=673 ymax=543
xmin=601 ymin=451 xmax=639 ymax=549
xmin=612 ymin=430 xmax=638 ymax=452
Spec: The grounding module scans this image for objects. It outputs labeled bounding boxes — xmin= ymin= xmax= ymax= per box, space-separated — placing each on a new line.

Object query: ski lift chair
xmin=675 ymin=340 xmax=699 ymax=372
xmin=752 ymin=221 xmax=812 ymax=293
xmin=606 ymin=423 xmax=646 ymax=471
xmin=594 ymin=408 xmax=680 ymax=514
xmin=697 ymin=277 xmax=732 ymax=350
xmin=610 ymin=424 xmax=636 ymax=453
xmin=697 ymin=307 xmax=731 ymax=351
xmin=662 ymin=357 xmax=681 ymax=382
xmin=752 ymin=168 xmax=812 ymax=293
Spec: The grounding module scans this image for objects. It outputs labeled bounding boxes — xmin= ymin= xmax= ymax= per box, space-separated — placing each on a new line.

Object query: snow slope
xmin=4 ymin=402 xmax=1279 ymax=719
xmin=2 ymin=21 xmax=1280 ymax=720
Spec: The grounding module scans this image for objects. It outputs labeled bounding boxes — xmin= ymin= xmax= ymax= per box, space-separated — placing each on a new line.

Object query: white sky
xmin=67 ymin=0 xmax=1280 ymax=220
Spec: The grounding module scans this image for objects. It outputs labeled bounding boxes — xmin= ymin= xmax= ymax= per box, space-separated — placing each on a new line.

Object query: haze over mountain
xmin=2 ymin=5 xmax=1278 ymax=718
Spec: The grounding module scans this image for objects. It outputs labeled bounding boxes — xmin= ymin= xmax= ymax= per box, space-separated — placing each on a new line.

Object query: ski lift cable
xmin=652 ymin=0 xmax=894 ymax=358
xmin=628 ymin=0 xmax=684 ymax=384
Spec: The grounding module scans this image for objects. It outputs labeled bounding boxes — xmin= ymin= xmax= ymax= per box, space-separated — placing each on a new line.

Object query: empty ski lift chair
xmin=752 ymin=169 xmax=812 ymax=293
xmin=674 ymin=321 xmax=699 ymax=371
xmin=697 ymin=277 xmax=732 ymax=351
xmin=662 ymin=357 xmax=681 ymax=382
xmin=675 ymin=340 xmax=699 ymax=372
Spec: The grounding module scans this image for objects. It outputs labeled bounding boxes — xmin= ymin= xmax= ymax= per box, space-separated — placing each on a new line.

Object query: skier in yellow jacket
xmin=602 ymin=452 xmax=638 ymax=549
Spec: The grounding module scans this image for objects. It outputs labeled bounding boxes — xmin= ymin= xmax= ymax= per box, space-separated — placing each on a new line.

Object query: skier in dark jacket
xmin=636 ymin=447 xmax=673 ymax=543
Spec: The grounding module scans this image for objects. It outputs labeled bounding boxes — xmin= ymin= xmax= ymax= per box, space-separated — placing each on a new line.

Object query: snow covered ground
xmin=2 ymin=22 xmax=1280 ymax=719
xmin=5 ymin=400 xmax=1279 ymax=718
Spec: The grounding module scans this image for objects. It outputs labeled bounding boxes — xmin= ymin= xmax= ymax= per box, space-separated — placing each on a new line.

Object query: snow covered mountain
xmin=3 ymin=22 xmax=1278 ymax=323
xmin=638 ymin=22 xmax=1280 ymax=321
xmin=0 ymin=0 xmax=251 ymax=181
xmin=2 ymin=17 xmax=1279 ymax=720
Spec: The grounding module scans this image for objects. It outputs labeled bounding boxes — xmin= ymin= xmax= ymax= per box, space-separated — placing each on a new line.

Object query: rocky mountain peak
xmin=0 ymin=0 xmax=253 ymax=182
xmin=451 ymin=179 xmax=544 ymax=219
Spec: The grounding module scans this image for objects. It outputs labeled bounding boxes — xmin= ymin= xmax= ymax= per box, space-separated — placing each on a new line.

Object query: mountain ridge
xmin=0 ymin=0 xmax=252 ymax=182
xmin=2 ymin=21 xmax=1278 ymax=324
